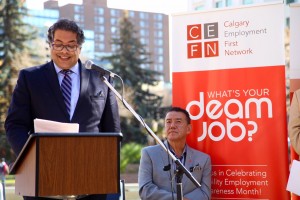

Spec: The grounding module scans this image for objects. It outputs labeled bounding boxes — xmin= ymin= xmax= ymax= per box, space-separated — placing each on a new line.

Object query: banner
xmin=171 ymin=3 xmax=289 ymax=199
xmin=289 ymin=3 xmax=300 ymax=200
xmin=290 ymin=3 xmax=300 ymax=91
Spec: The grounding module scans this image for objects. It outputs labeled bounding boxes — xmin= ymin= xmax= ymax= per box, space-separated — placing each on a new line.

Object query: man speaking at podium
xmin=5 ymin=19 xmax=121 ymax=200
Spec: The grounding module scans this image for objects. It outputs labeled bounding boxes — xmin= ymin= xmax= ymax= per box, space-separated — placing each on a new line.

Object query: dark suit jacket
xmin=5 ymin=60 xmax=121 ymax=156
xmin=138 ymin=141 xmax=211 ymax=200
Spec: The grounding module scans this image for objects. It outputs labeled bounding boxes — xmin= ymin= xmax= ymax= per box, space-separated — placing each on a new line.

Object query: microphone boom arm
xmin=100 ymin=76 xmax=201 ymax=188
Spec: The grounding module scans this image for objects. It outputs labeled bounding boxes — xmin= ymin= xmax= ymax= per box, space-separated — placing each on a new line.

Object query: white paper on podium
xmin=34 ymin=118 xmax=79 ymax=133
xmin=287 ymin=159 xmax=300 ymax=196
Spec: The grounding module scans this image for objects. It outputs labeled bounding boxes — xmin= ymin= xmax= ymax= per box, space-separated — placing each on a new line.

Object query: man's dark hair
xmin=166 ymin=107 xmax=191 ymax=124
xmin=47 ymin=18 xmax=85 ymax=46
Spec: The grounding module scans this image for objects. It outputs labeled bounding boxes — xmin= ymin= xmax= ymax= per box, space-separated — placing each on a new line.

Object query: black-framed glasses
xmin=51 ymin=43 xmax=79 ymax=52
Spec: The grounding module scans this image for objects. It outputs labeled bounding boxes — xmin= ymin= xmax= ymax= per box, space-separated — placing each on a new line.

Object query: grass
xmin=3 ymin=175 xmax=15 ymax=186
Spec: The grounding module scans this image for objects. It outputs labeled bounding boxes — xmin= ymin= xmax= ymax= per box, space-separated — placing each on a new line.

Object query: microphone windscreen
xmin=85 ymin=60 xmax=93 ymax=69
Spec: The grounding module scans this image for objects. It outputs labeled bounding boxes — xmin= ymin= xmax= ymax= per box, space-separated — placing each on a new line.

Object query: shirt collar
xmin=54 ymin=62 xmax=79 ymax=75
xmin=167 ymin=142 xmax=187 ymax=159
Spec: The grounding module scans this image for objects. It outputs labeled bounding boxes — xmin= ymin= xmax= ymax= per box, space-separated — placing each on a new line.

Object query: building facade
xmin=41 ymin=0 xmax=170 ymax=82
xmin=188 ymin=0 xmax=299 ymax=10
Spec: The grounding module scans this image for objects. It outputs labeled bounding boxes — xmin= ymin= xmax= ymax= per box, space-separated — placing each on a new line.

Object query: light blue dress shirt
xmin=54 ymin=63 xmax=80 ymax=120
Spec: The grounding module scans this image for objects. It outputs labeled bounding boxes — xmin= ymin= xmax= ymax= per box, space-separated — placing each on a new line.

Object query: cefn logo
xmin=187 ymin=22 xmax=219 ymax=59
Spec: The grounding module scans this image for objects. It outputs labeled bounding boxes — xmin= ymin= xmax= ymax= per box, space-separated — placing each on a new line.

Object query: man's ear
xmin=187 ymin=124 xmax=192 ymax=134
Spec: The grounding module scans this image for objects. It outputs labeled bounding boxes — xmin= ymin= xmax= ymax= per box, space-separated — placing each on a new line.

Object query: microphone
xmin=85 ymin=60 xmax=116 ymax=77
xmin=163 ymin=164 xmax=171 ymax=171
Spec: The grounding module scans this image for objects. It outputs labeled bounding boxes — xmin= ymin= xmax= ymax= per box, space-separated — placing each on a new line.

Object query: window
xmin=95 ymin=7 xmax=104 ymax=15
xmin=95 ymin=16 xmax=104 ymax=24
xmin=139 ymin=12 xmax=149 ymax=19
xmin=74 ymin=14 xmax=84 ymax=22
xmin=225 ymin=0 xmax=232 ymax=6
xmin=95 ymin=25 xmax=105 ymax=33
xmin=286 ymin=0 xmax=295 ymax=4
xmin=154 ymin=64 xmax=164 ymax=72
xmin=243 ymin=0 xmax=253 ymax=5
xmin=95 ymin=34 xmax=105 ymax=42
xmin=155 ymin=47 xmax=163 ymax=55
xmin=140 ymin=38 xmax=149 ymax=45
xmin=140 ymin=29 xmax=149 ymax=37
xmin=193 ymin=1 xmax=205 ymax=11
xmin=139 ymin=20 xmax=149 ymax=28
xmin=111 ymin=26 xmax=117 ymax=34
xmin=154 ymin=22 xmax=163 ymax=29
xmin=111 ymin=44 xmax=117 ymax=51
xmin=153 ymin=14 xmax=163 ymax=21
xmin=110 ymin=18 xmax=118 ymax=26
xmin=129 ymin=11 xmax=135 ymax=17
xmin=110 ymin=9 xmax=120 ymax=17
xmin=195 ymin=5 xmax=205 ymax=10
xmin=140 ymin=63 xmax=150 ymax=69
xmin=154 ymin=39 xmax=163 ymax=46
xmin=215 ymin=0 xmax=223 ymax=8
xmin=84 ymin=30 xmax=94 ymax=40
xmin=154 ymin=30 xmax=163 ymax=38
xmin=96 ymin=43 xmax=105 ymax=51
xmin=74 ymin=5 xmax=83 ymax=13
xmin=157 ymin=55 xmax=163 ymax=63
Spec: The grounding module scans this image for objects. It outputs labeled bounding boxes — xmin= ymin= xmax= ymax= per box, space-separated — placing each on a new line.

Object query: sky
xmin=24 ymin=0 xmax=188 ymax=14
xmin=24 ymin=0 xmax=82 ymax=9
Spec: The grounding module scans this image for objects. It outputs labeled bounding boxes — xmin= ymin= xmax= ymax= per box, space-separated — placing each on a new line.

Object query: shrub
xmin=120 ymin=142 xmax=143 ymax=173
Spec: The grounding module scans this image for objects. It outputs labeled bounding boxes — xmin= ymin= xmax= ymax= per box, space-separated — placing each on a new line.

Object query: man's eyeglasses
xmin=51 ymin=43 xmax=79 ymax=52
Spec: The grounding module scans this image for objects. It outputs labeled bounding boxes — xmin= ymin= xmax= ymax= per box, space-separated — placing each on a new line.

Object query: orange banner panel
xmin=173 ymin=66 xmax=290 ymax=199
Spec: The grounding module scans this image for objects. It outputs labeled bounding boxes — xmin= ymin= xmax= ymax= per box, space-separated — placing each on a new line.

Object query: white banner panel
xmin=171 ymin=2 xmax=289 ymax=199
xmin=290 ymin=3 xmax=300 ymax=79
xmin=171 ymin=3 xmax=285 ymax=72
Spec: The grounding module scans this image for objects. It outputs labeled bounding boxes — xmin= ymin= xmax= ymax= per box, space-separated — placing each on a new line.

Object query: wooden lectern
xmin=9 ymin=133 xmax=122 ymax=198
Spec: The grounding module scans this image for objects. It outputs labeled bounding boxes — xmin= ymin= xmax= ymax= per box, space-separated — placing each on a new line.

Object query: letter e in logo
xmin=203 ymin=22 xmax=218 ymax=39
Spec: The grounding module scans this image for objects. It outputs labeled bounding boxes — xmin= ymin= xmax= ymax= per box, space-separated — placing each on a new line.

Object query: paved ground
xmin=4 ymin=184 xmax=140 ymax=200
xmin=3 ymin=170 xmax=140 ymax=200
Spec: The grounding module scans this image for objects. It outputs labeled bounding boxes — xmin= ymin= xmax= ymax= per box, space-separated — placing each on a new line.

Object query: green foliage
xmin=102 ymin=13 xmax=163 ymax=144
xmin=120 ymin=142 xmax=143 ymax=173
xmin=0 ymin=0 xmax=37 ymax=162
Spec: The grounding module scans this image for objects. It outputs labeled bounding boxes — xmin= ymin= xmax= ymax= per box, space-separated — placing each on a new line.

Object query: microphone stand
xmin=175 ymin=159 xmax=184 ymax=200
xmin=100 ymin=76 xmax=201 ymax=199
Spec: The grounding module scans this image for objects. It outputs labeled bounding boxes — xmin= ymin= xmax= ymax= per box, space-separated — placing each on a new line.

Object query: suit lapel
xmin=182 ymin=146 xmax=194 ymax=188
xmin=72 ymin=62 xmax=90 ymax=121
xmin=43 ymin=62 xmax=69 ymax=118
xmin=160 ymin=141 xmax=171 ymax=170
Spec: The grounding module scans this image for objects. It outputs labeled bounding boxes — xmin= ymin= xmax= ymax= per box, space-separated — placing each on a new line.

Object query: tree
xmin=0 ymin=0 xmax=37 ymax=162
xmin=102 ymin=12 xmax=163 ymax=144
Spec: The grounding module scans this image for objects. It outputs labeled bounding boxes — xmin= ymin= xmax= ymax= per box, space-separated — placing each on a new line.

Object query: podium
xmin=9 ymin=133 xmax=122 ymax=198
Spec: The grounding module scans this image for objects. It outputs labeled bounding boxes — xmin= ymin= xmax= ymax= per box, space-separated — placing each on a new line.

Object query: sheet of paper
xmin=287 ymin=159 xmax=300 ymax=196
xmin=34 ymin=118 xmax=79 ymax=133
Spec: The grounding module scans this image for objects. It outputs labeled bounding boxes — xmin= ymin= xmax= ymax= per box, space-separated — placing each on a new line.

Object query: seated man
xmin=138 ymin=107 xmax=211 ymax=200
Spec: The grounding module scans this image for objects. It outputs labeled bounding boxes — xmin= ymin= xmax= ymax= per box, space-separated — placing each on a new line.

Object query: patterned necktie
xmin=60 ymin=70 xmax=72 ymax=116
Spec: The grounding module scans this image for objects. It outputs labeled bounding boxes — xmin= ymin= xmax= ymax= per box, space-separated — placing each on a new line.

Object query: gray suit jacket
xmin=289 ymin=89 xmax=300 ymax=155
xmin=138 ymin=141 xmax=211 ymax=200
xmin=5 ymin=60 xmax=121 ymax=156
